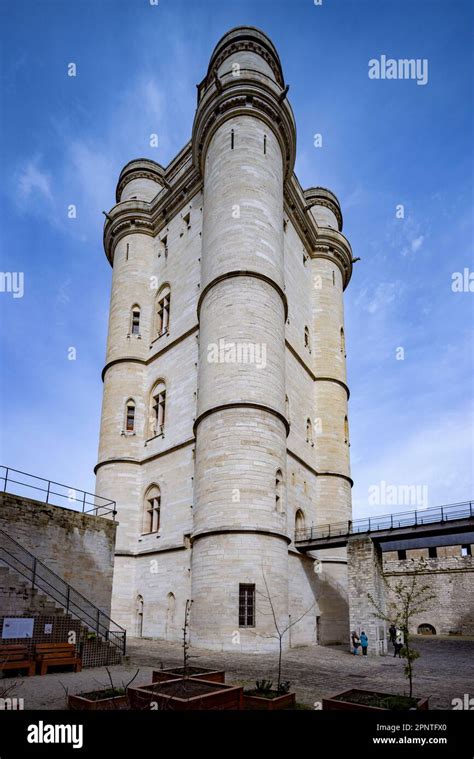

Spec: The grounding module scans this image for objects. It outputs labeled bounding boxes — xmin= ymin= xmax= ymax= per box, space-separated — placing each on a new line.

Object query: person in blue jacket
xmin=360 ymin=631 xmax=368 ymax=655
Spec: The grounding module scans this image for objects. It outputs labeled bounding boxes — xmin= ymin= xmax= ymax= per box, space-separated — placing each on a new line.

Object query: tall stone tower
xmin=96 ymin=27 xmax=354 ymax=651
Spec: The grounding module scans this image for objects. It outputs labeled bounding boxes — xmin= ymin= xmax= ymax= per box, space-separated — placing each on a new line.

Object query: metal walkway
xmin=295 ymin=500 xmax=474 ymax=551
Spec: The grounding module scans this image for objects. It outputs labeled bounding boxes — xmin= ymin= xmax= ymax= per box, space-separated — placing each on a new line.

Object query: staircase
xmin=0 ymin=565 xmax=67 ymax=616
xmin=0 ymin=528 xmax=126 ymax=663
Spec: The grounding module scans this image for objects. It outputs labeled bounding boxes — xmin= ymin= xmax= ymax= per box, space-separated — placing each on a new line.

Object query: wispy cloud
xmin=17 ymin=157 xmax=53 ymax=204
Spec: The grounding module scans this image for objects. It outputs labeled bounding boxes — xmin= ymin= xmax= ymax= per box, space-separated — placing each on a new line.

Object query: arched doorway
xmin=417 ymin=623 xmax=436 ymax=635
xmin=136 ymin=595 xmax=144 ymax=638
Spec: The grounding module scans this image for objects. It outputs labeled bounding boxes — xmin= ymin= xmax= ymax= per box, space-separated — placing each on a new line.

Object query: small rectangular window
xmin=461 ymin=545 xmax=472 ymax=557
xmin=428 ymin=546 xmax=437 ymax=559
xmin=397 ymin=550 xmax=407 ymax=560
xmin=131 ymin=311 xmax=140 ymax=335
xmin=126 ymin=405 xmax=135 ymax=432
xmin=239 ymin=584 xmax=255 ymax=628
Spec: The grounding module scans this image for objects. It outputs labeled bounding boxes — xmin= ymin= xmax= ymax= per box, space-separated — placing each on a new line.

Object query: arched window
xmin=125 ymin=398 xmax=136 ymax=433
xmin=306 ymin=418 xmax=313 ymax=445
xmin=130 ymin=305 xmax=141 ymax=336
xmin=340 ymin=327 xmax=345 ymax=355
xmin=155 ymin=286 xmax=171 ymax=338
xmin=344 ymin=416 xmax=349 ymax=445
xmin=275 ymin=469 xmax=283 ymax=512
xmin=166 ymin=592 xmax=176 ymax=639
xmin=304 ymin=326 xmax=311 ymax=352
xmin=149 ymin=381 xmax=166 ymax=437
xmin=295 ymin=509 xmax=305 ymax=536
xmin=143 ymin=485 xmax=161 ymax=534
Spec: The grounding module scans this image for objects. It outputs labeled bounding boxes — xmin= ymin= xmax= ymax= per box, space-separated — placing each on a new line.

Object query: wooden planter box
xmin=322 ymin=689 xmax=430 ymax=712
xmin=128 ymin=678 xmax=242 ymax=711
xmin=68 ymin=690 xmax=129 ymax=711
xmin=152 ymin=667 xmax=225 ymax=684
xmin=243 ymin=691 xmax=296 ymax=711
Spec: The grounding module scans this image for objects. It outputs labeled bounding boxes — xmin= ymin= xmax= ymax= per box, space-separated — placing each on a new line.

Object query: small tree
xmin=368 ymin=557 xmax=435 ymax=697
xmin=182 ymin=598 xmax=193 ymax=678
xmin=258 ymin=571 xmax=316 ymax=693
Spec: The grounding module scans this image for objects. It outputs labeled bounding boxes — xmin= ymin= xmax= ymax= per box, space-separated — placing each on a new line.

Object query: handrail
xmin=295 ymin=500 xmax=474 ymax=544
xmin=0 ymin=528 xmax=126 ymax=655
xmin=0 ymin=466 xmax=116 ymax=520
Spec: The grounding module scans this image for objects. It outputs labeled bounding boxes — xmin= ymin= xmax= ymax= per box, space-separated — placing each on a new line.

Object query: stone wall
xmin=384 ymin=555 xmax=474 ymax=635
xmin=347 ymin=537 xmax=387 ymax=655
xmin=0 ymin=492 xmax=117 ymax=616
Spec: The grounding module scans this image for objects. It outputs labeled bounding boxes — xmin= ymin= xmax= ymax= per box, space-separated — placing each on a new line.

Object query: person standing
xmin=360 ymin=631 xmax=368 ymax=655
xmin=394 ymin=629 xmax=404 ymax=658
xmin=389 ymin=624 xmax=397 ymax=646
xmin=351 ymin=630 xmax=360 ymax=655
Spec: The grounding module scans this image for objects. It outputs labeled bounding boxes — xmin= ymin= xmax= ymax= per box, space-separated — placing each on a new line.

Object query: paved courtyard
xmin=2 ymin=635 xmax=472 ymax=710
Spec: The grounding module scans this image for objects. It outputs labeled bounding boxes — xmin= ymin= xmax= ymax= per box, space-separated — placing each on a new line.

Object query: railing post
xmin=96 ymin=608 xmax=100 ymax=635
xmin=414 ymin=510 xmax=417 ymax=526
xmin=2 ymin=467 xmax=8 ymax=492
xmin=123 ymin=630 xmax=127 ymax=655
xmin=45 ymin=481 xmax=50 ymax=504
xmin=390 ymin=514 xmax=393 ymax=529
xmin=32 ymin=558 xmax=37 ymax=591
xmin=82 ymin=491 xmax=87 ymax=514
xmin=441 ymin=506 xmax=444 ymax=522
xmin=66 ymin=586 xmax=70 ymax=615
xmin=368 ymin=517 xmax=371 ymax=532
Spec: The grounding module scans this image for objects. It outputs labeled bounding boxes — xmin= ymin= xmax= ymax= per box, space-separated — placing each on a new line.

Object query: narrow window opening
xmin=263 ymin=134 xmax=267 ymax=154
xmin=126 ymin=243 xmax=129 ymax=261
xmin=143 ymin=486 xmax=161 ymax=534
xmin=398 ymin=549 xmax=407 ymax=560
xmin=428 ymin=546 xmax=437 ymax=559
xmin=231 ymin=129 xmax=234 ymax=149
xmin=332 ymin=270 xmax=335 ymax=286
xmin=152 ymin=389 xmax=166 ymax=436
xmin=461 ymin=545 xmax=472 ymax=557
xmin=131 ymin=309 xmax=140 ymax=335
xmin=126 ymin=402 xmax=135 ymax=432
xmin=275 ymin=469 xmax=283 ymax=513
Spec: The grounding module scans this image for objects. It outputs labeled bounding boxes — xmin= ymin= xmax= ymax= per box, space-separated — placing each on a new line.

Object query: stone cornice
xmin=94 ymin=437 xmax=195 ymax=474
xmin=103 ymin=145 xmax=202 ymax=266
xmin=310 ymin=228 xmax=353 ymax=289
xmin=285 ymin=339 xmax=350 ymax=399
xmin=194 ymin=402 xmax=290 ymax=436
xmin=198 ymin=271 xmax=288 ymax=321
xmin=191 ymin=527 xmax=291 ymax=545
xmin=101 ymin=325 xmax=199 ymax=381
xmin=192 ymin=71 xmax=296 ymax=181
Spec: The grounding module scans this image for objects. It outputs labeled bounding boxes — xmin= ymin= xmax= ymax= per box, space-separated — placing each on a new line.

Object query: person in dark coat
xmin=351 ymin=630 xmax=360 ymax=655
xmin=389 ymin=624 xmax=397 ymax=646
xmin=360 ymin=631 xmax=368 ymax=655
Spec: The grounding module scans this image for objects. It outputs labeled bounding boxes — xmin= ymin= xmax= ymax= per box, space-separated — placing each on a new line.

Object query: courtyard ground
xmin=2 ymin=635 xmax=472 ymax=710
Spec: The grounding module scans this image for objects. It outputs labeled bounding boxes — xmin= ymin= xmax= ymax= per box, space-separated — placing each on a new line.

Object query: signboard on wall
xmin=2 ymin=618 xmax=34 ymax=639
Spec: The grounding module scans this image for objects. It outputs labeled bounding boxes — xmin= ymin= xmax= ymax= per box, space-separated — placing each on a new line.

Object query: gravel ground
xmin=2 ymin=635 xmax=472 ymax=710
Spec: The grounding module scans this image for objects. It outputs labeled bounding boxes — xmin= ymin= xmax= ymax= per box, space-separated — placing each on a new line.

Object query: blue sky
xmin=0 ymin=0 xmax=473 ymax=518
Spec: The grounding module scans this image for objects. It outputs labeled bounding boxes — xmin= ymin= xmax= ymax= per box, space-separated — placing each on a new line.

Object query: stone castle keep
xmin=96 ymin=27 xmax=354 ymax=651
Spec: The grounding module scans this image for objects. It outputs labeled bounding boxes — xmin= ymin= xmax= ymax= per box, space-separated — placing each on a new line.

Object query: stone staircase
xmin=0 ymin=564 xmax=66 ymax=617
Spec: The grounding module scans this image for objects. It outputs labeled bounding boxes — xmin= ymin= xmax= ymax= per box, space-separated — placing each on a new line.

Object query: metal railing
xmin=0 ymin=528 xmax=126 ymax=655
xmin=295 ymin=500 xmax=474 ymax=544
xmin=0 ymin=466 xmax=116 ymax=520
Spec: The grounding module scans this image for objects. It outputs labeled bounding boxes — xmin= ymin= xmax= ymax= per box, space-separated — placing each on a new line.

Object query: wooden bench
xmin=34 ymin=643 xmax=82 ymax=676
xmin=0 ymin=644 xmax=35 ymax=676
